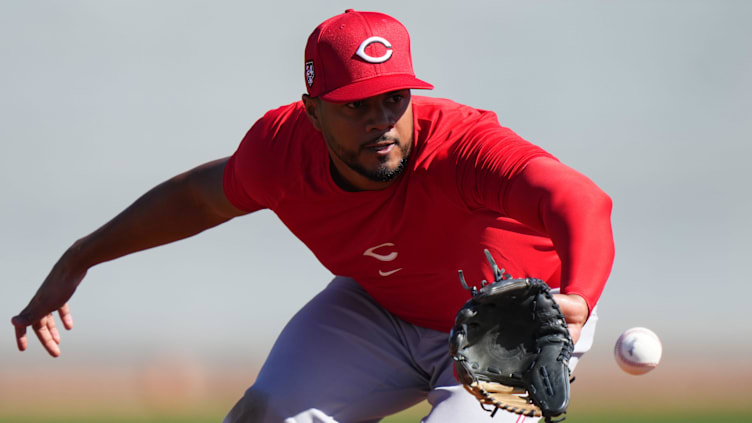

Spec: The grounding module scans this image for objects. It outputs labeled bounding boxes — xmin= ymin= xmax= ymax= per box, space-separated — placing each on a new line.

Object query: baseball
xmin=614 ymin=327 xmax=662 ymax=375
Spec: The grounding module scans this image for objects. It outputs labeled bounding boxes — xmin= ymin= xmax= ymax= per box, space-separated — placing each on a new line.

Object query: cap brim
xmin=320 ymin=74 xmax=434 ymax=103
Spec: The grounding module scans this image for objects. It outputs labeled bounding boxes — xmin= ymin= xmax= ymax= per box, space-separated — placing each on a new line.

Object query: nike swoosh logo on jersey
xmin=378 ymin=268 xmax=403 ymax=277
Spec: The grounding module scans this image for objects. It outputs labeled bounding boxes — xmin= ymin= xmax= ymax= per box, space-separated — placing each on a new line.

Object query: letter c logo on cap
xmin=356 ymin=36 xmax=393 ymax=64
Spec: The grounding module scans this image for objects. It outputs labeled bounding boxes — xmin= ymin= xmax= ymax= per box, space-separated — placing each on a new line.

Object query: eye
xmin=387 ymin=94 xmax=404 ymax=104
xmin=346 ymin=100 xmax=364 ymax=109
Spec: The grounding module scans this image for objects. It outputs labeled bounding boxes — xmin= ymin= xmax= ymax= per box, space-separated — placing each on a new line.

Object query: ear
xmin=301 ymin=94 xmax=322 ymax=131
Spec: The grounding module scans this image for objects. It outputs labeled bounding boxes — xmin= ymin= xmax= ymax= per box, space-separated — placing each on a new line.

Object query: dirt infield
xmin=2 ymin=351 xmax=750 ymax=419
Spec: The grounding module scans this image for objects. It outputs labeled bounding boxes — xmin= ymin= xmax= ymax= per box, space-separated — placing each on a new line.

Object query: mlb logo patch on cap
xmin=305 ymin=61 xmax=315 ymax=87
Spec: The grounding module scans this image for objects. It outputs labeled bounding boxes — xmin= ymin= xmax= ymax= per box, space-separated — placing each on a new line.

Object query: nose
xmin=365 ymin=103 xmax=395 ymax=132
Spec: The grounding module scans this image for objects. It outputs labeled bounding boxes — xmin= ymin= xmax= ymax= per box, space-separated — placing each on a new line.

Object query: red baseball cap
xmin=304 ymin=9 xmax=434 ymax=102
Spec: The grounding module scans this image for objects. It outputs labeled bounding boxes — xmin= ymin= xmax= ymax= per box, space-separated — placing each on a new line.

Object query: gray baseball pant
xmin=224 ymin=276 xmax=597 ymax=423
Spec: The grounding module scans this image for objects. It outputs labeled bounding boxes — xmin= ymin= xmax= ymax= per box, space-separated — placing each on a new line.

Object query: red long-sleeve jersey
xmin=224 ymin=96 xmax=614 ymax=331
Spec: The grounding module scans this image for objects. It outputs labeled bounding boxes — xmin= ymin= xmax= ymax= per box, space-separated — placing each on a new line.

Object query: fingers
xmin=12 ymin=309 xmax=68 ymax=357
xmin=32 ymin=315 xmax=61 ymax=357
xmin=59 ymin=303 xmax=74 ymax=330
xmin=12 ymin=302 xmax=73 ymax=356
xmin=14 ymin=324 xmax=28 ymax=352
xmin=47 ymin=314 xmax=61 ymax=344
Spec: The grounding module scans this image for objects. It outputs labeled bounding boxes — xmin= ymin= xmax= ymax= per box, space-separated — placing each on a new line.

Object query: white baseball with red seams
xmin=614 ymin=327 xmax=662 ymax=375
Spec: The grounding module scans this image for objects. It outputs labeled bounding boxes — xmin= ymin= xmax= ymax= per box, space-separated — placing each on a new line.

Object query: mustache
xmin=361 ymin=133 xmax=398 ymax=149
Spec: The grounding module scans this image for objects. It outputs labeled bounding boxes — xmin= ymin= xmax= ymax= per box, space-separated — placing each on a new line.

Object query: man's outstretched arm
xmin=11 ymin=157 xmax=249 ymax=357
xmin=504 ymin=156 xmax=615 ymax=344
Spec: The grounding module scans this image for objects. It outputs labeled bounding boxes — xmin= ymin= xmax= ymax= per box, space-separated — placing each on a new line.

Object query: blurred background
xmin=2 ymin=1 xmax=751 ymax=421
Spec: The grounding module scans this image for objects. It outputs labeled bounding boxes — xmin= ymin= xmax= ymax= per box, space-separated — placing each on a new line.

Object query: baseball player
xmin=11 ymin=10 xmax=614 ymax=423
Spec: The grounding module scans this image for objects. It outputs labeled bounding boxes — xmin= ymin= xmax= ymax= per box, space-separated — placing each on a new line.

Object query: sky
xmin=2 ymin=0 xmax=751 ymax=375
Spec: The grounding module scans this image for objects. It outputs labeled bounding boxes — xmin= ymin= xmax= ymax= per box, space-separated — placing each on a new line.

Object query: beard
xmin=348 ymin=152 xmax=409 ymax=182
xmin=326 ymin=134 xmax=411 ymax=183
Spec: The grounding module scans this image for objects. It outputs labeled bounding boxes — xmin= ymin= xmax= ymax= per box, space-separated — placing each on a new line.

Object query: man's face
xmin=303 ymin=90 xmax=414 ymax=191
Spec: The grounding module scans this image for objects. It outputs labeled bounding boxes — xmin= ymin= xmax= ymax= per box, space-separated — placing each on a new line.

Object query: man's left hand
xmin=552 ymin=293 xmax=589 ymax=344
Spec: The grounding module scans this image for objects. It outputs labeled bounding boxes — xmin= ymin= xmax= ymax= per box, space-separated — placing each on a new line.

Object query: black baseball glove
xmin=449 ymin=250 xmax=574 ymax=422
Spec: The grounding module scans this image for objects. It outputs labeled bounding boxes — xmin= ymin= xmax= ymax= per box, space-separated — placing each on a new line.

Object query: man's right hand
xmin=11 ymin=158 xmax=248 ymax=357
xmin=11 ymin=254 xmax=86 ymax=357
